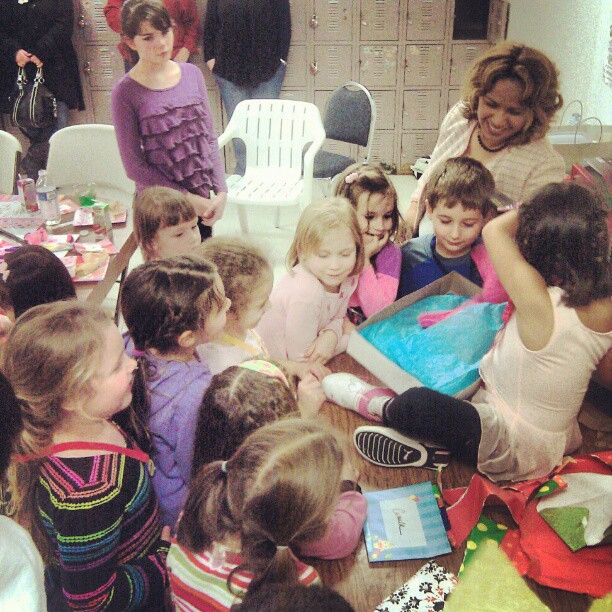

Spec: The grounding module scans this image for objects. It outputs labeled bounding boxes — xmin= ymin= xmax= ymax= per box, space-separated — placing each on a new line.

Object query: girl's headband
xmin=237 ymin=359 xmax=291 ymax=390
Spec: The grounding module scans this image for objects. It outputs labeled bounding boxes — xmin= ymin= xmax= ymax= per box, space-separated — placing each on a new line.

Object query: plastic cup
xmin=74 ymin=183 xmax=97 ymax=207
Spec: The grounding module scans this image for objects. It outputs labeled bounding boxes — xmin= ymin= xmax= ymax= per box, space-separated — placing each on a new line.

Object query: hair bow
xmin=345 ymin=172 xmax=359 ymax=184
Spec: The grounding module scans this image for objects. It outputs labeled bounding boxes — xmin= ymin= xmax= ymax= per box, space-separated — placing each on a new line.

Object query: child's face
xmin=427 ymin=199 xmax=486 ymax=259
xmin=356 ymin=192 xmax=395 ymax=240
xmin=199 ymin=274 xmax=231 ymax=343
xmin=302 ymin=226 xmax=357 ymax=293
xmin=80 ymin=324 xmax=137 ymax=421
xmin=151 ymin=217 xmax=201 ymax=260
xmin=127 ymin=20 xmax=174 ymax=66
xmin=233 ymin=270 xmax=273 ymax=334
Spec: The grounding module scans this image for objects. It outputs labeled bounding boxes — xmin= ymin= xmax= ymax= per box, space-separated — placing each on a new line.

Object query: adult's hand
xmin=206 ymin=58 xmax=215 ymax=72
xmin=15 ymin=49 xmax=31 ymax=67
xmin=29 ymin=55 xmax=43 ymax=68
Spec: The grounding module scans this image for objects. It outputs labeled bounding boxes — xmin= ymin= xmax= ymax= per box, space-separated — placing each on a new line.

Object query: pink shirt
xmin=257 ymin=265 xmax=358 ymax=361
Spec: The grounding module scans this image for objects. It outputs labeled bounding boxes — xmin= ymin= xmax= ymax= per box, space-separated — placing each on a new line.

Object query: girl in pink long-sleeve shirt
xmin=190 ymin=360 xmax=367 ymax=560
xmin=334 ymin=164 xmax=402 ymax=325
xmin=257 ymin=198 xmax=365 ymax=364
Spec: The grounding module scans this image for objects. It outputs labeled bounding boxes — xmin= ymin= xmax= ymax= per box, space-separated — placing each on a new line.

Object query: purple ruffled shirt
xmin=111 ymin=63 xmax=227 ymax=197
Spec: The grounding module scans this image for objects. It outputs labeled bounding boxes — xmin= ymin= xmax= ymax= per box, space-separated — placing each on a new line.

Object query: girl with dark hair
xmin=120 ymin=255 xmax=231 ymax=529
xmin=325 ymin=183 xmax=611 ymax=483
xmin=111 ymin=0 xmax=227 ymax=240
xmin=170 ymin=419 xmax=343 ymax=610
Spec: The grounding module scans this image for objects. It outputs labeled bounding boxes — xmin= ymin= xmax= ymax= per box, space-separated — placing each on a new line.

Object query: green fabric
xmin=458 ymin=514 xmax=508 ymax=577
xmin=534 ymin=478 xmax=564 ymax=498
xmin=539 ymin=507 xmax=589 ymax=552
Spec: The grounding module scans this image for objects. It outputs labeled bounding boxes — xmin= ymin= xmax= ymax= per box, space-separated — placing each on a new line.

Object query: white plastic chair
xmin=217 ymin=99 xmax=326 ymax=233
xmin=47 ymin=124 xmax=135 ymax=200
xmin=0 ymin=130 xmax=22 ymax=194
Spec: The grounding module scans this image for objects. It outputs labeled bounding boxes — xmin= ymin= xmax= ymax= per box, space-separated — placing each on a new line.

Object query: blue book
xmin=363 ymin=482 xmax=451 ymax=562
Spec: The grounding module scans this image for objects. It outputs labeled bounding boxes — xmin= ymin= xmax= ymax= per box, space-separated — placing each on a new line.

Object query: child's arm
xmin=354 ymin=242 xmax=401 ymax=318
xmin=482 ymin=210 xmax=553 ymax=350
xmin=284 ymin=298 xmax=331 ymax=361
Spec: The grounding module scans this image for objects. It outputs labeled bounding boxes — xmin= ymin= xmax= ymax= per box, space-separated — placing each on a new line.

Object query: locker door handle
xmin=309 ymin=14 xmax=318 ymax=29
xmin=83 ymin=62 xmax=92 ymax=75
xmin=77 ymin=15 xmax=86 ymax=28
xmin=310 ymin=61 xmax=318 ymax=76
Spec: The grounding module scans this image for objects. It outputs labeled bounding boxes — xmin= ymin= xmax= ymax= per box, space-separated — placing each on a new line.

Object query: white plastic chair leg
xmin=275 ymin=207 xmax=281 ymax=228
xmin=237 ymin=204 xmax=249 ymax=234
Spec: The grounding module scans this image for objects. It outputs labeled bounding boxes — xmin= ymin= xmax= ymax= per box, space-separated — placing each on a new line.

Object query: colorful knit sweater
xmin=38 ymin=446 xmax=169 ymax=610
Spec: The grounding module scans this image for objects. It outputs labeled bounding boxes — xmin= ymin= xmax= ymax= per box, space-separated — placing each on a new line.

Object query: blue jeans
xmin=214 ymin=63 xmax=286 ymax=175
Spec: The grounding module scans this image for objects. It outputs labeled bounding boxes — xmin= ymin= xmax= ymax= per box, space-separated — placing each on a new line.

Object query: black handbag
xmin=10 ymin=66 xmax=58 ymax=139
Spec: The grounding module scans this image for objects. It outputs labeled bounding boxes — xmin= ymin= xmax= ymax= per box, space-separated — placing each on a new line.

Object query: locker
xmin=284 ymin=46 xmax=308 ymax=88
xmin=359 ymin=45 xmax=398 ymax=88
xmin=447 ymin=88 xmax=462 ymax=111
xmin=360 ymin=0 xmax=401 ymax=41
xmin=313 ymin=45 xmax=354 ymax=88
xmin=449 ymin=43 xmax=489 ymax=86
xmin=400 ymin=131 xmax=439 ymax=170
xmin=365 ymin=129 xmax=395 ymax=165
xmin=404 ymin=44 xmax=444 ymax=87
xmin=369 ymin=90 xmax=396 ymax=130
xmin=312 ymin=0 xmax=353 ymax=42
xmin=402 ymin=90 xmax=441 ymax=130
xmin=405 ymin=0 xmax=447 ymax=41
xmin=290 ymin=0 xmax=309 ymax=43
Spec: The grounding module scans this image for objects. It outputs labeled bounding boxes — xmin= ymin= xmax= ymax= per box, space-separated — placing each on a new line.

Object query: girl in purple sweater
xmin=334 ymin=163 xmax=402 ymax=325
xmin=111 ymin=0 xmax=227 ymax=239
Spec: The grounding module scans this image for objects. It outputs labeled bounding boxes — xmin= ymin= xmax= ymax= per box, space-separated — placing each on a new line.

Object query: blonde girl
xmin=2 ymin=302 xmax=169 ymax=610
xmin=169 ymin=419 xmax=344 ymax=610
xmin=120 ymin=255 xmax=231 ymax=530
xmin=334 ymin=163 xmax=402 ymax=322
xmin=190 ymin=360 xmax=367 ymax=560
xmin=134 ymin=186 xmax=201 ymax=261
xmin=111 ymin=0 xmax=227 ymax=240
xmin=257 ymin=198 xmax=364 ymax=364
xmin=197 ymin=236 xmax=330 ymax=382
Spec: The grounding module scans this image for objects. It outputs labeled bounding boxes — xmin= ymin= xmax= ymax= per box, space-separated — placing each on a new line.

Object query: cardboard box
xmin=347 ymin=272 xmax=481 ymax=397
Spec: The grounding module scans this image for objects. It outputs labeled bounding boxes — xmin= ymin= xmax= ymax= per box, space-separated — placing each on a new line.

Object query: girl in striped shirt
xmin=168 ymin=419 xmax=344 ymax=610
xmin=2 ymin=302 xmax=169 ymax=610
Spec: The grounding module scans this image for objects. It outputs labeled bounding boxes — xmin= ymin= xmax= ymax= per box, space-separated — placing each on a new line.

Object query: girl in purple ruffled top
xmin=111 ymin=0 xmax=227 ymax=239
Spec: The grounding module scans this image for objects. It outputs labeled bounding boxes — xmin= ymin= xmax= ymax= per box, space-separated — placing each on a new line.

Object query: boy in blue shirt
xmin=398 ymin=157 xmax=496 ymax=297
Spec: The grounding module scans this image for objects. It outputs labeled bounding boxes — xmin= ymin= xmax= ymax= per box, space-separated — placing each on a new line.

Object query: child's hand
xmin=201 ymin=192 xmax=227 ymax=226
xmin=342 ymin=316 xmax=356 ymax=336
xmin=297 ymin=373 xmax=326 ymax=418
xmin=363 ymin=232 xmax=388 ymax=260
xmin=304 ymin=329 xmax=338 ymax=364
xmin=291 ymin=360 xmax=331 ymax=381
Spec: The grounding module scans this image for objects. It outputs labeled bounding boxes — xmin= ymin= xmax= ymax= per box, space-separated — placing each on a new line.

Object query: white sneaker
xmin=322 ymin=373 xmax=394 ymax=421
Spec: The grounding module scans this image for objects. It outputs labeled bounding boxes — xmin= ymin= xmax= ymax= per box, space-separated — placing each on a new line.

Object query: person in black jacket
xmin=203 ymin=0 xmax=291 ymax=175
xmin=0 ymin=0 xmax=84 ymax=177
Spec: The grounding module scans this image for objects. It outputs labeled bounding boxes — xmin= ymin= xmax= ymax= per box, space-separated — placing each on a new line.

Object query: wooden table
xmin=310 ymin=353 xmax=609 ymax=612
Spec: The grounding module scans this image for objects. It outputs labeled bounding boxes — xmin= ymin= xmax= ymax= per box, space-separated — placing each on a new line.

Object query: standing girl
xmin=169 ymin=419 xmax=343 ymax=610
xmin=324 ymin=183 xmax=611 ymax=482
xmin=2 ymin=302 xmax=169 ymax=610
xmin=257 ymin=198 xmax=364 ymax=364
xmin=120 ymin=255 xmax=231 ymax=529
xmin=334 ymin=163 xmax=402 ymax=323
xmin=111 ymin=0 xmax=227 ymax=239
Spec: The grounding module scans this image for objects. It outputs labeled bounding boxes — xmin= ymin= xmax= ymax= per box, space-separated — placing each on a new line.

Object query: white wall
xmin=507 ymin=0 xmax=612 ymax=125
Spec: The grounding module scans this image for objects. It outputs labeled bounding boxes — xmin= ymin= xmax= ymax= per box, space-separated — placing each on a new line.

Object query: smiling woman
xmin=403 ymin=41 xmax=565 ymax=238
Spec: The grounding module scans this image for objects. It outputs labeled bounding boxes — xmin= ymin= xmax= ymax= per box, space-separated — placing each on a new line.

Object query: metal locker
xmin=487 ymin=0 xmax=509 ymax=43
xmin=369 ymin=90 xmax=395 ymax=130
xmin=360 ymin=0 xmax=400 ymax=41
xmin=365 ymin=130 xmax=395 ymax=165
xmin=359 ymin=45 xmax=398 ymax=88
xmin=83 ymin=44 xmax=125 ymax=91
xmin=313 ymin=45 xmax=354 ymax=88
xmin=90 ymin=89 xmax=114 ymax=125
xmin=313 ymin=90 xmax=355 ymax=159
xmin=280 ymin=90 xmax=309 ymax=103
xmin=449 ymin=43 xmax=488 ymax=87
xmin=400 ymin=130 xmax=438 ymax=170
xmin=77 ymin=0 xmax=121 ymax=45
xmin=402 ymin=90 xmax=441 ymax=130
xmin=312 ymin=0 xmax=354 ymax=42
xmin=447 ymin=88 xmax=461 ymax=111
xmin=404 ymin=44 xmax=444 ymax=87
xmin=284 ymin=46 xmax=309 ymax=88
xmin=290 ymin=0 xmax=309 ymax=43
xmin=405 ymin=0 xmax=447 ymax=41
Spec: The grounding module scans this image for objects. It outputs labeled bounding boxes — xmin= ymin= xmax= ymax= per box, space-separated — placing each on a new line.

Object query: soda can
xmin=91 ymin=203 xmax=113 ymax=241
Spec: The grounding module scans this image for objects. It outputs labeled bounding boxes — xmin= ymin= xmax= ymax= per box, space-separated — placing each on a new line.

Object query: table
xmin=1 ymin=190 xmax=137 ymax=310
xmin=310 ymin=353 xmax=608 ymax=612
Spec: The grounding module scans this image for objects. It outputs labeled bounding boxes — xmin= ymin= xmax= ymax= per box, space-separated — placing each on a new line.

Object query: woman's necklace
xmin=477 ymin=127 xmax=507 ymax=153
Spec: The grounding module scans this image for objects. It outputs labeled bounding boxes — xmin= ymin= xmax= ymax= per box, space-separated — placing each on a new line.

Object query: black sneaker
xmin=353 ymin=426 xmax=451 ymax=469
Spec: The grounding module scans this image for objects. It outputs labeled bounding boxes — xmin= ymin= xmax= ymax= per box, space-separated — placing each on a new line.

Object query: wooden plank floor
xmin=308 ymin=353 xmax=611 ymax=612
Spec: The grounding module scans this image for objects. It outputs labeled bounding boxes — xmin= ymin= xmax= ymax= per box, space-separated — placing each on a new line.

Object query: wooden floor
xmin=309 ymin=353 xmax=611 ymax=612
